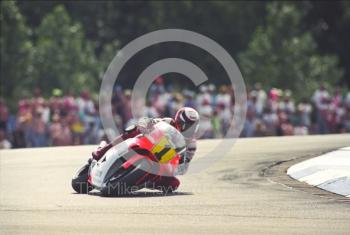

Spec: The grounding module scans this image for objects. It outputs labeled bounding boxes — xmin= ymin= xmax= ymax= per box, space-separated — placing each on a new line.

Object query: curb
xmin=287 ymin=147 xmax=350 ymax=197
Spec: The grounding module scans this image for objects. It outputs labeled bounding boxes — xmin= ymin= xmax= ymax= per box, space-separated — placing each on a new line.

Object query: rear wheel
xmin=72 ymin=163 xmax=93 ymax=194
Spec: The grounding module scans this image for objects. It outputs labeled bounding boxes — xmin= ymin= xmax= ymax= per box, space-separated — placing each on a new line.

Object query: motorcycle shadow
xmin=87 ymin=191 xmax=193 ymax=198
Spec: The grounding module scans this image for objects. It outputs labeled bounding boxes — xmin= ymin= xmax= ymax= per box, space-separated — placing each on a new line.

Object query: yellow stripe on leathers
xmin=151 ymin=136 xmax=177 ymax=163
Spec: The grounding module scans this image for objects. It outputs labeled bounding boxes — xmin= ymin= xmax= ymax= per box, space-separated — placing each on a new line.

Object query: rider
xmin=92 ymin=107 xmax=200 ymax=191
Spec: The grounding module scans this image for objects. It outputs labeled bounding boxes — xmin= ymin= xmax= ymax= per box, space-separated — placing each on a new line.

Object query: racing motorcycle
xmin=71 ymin=121 xmax=186 ymax=196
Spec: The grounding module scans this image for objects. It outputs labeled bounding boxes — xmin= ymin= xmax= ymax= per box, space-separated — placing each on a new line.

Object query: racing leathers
xmin=92 ymin=117 xmax=196 ymax=189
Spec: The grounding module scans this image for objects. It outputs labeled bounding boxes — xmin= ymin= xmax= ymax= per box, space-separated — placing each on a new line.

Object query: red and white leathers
xmin=92 ymin=117 xmax=197 ymax=190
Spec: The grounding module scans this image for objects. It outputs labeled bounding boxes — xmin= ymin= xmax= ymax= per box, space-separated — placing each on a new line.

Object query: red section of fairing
xmin=121 ymin=135 xmax=180 ymax=177
xmin=122 ymin=154 xmax=144 ymax=169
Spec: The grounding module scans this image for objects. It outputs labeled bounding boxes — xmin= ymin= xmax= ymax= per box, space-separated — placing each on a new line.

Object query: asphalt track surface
xmin=1 ymin=134 xmax=350 ymax=234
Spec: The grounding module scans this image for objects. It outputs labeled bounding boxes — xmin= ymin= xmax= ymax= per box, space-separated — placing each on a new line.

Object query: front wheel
xmin=101 ymin=159 xmax=153 ymax=196
xmin=72 ymin=163 xmax=93 ymax=194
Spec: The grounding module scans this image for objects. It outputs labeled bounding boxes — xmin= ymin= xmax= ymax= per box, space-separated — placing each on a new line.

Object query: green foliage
xmin=239 ymin=2 xmax=344 ymax=97
xmin=0 ymin=0 xmax=33 ymax=103
xmin=1 ymin=1 xmax=349 ymax=106
xmin=32 ymin=5 xmax=98 ymax=95
xmin=98 ymin=40 xmax=120 ymax=77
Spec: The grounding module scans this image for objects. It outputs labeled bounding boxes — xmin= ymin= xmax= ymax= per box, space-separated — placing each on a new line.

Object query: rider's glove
xmin=179 ymin=152 xmax=193 ymax=164
xmin=176 ymin=152 xmax=193 ymax=175
xmin=179 ymin=144 xmax=195 ymax=163
xmin=175 ymin=163 xmax=189 ymax=175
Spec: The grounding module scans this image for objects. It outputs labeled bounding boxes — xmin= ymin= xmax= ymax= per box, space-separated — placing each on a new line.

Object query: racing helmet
xmin=174 ymin=107 xmax=200 ymax=138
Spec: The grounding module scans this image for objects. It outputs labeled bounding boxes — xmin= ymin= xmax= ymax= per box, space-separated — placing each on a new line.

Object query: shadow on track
xmin=72 ymin=191 xmax=193 ymax=198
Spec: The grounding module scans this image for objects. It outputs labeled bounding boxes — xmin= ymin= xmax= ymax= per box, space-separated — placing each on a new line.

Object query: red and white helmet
xmin=174 ymin=107 xmax=200 ymax=137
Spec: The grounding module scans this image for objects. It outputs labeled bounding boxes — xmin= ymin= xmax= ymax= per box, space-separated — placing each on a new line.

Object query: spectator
xmin=121 ymin=90 xmax=133 ymax=126
xmin=143 ymin=100 xmax=159 ymax=118
xmin=297 ymin=98 xmax=312 ymax=128
xmin=250 ymin=83 xmax=267 ymax=116
xmin=278 ymin=112 xmax=294 ymax=136
xmin=267 ymin=88 xmax=282 ymax=112
xmin=312 ymin=84 xmax=330 ymax=108
xmin=184 ymin=90 xmax=196 ymax=109
xmin=0 ymin=98 xmax=9 ymax=130
xmin=41 ymin=101 xmax=51 ymax=124
xmin=197 ymin=85 xmax=212 ymax=107
xmin=168 ymin=93 xmax=184 ymax=118
xmin=247 ymin=93 xmax=257 ymax=117
xmin=331 ymin=87 xmax=343 ymax=107
xmin=279 ymin=91 xmax=295 ymax=114
xmin=0 ymin=128 xmax=11 ymax=149
xmin=198 ymin=99 xmax=214 ymax=138
xmin=76 ymin=91 xmax=96 ymax=125
xmin=50 ymin=89 xmax=63 ymax=114
xmin=212 ymin=109 xmax=222 ymax=138
xmin=262 ymin=106 xmax=279 ymax=136
xmin=1 ymin=82 xmax=349 ymax=149
xmin=69 ymin=106 xmax=84 ymax=145
xmin=149 ymin=76 xmax=165 ymax=95
xmin=49 ymin=113 xmax=72 ymax=146
xmin=242 ymin=110 xmax=258 ymax=137
xmin=31 ymin=87 xmax=45 ymax=109
xmin=29 ymin=110 xmax=48 ymax=147
xmin=216 ymin=85 xmax=232 ymax=132
xmin=345 ymin=91 xmax=350 ymax=109
xmin=335 ymin=102 xmax=346 ymax=132
xmin=344 ymin=107 xmax=350 ymax=132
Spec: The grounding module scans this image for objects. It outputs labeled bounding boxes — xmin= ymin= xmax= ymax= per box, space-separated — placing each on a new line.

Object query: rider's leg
xmin=148 ymin=176 xmax=180 ymax=193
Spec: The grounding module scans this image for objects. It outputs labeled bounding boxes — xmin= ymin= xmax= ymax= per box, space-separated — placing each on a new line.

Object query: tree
xmin=0 ymin=0 xmax=33 ymax=104
xmin=238 ymin=2 xmax=344 ymax=96
xmin=17 ymin=1 xmax=267 ymax=86
xmin=32 ymin=5 xmax=98 ymax=95
xmin=297 ymin=1 xmax=350 ymax=87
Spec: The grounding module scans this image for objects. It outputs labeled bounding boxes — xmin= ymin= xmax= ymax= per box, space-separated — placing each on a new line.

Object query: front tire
xmin=72 ymin=163 xmax=93 ymax=194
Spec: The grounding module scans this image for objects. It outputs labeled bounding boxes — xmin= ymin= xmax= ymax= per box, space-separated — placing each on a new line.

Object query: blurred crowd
xmin=243 ymin=84 xmax=350 ymax=137
xmin=0 ymin=88 xmax=102 ymax=149
xmin=1 ymin=79 xmax=350 ymax=149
